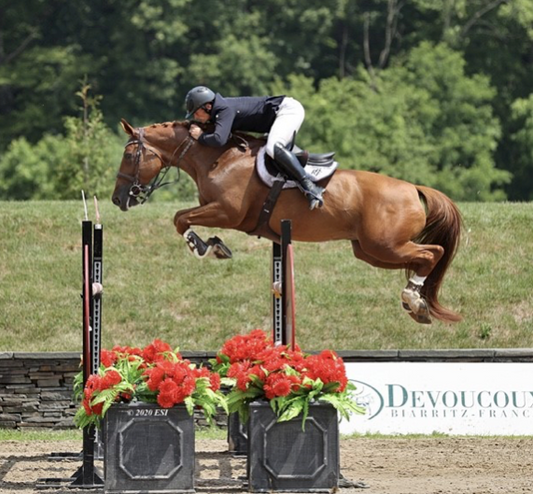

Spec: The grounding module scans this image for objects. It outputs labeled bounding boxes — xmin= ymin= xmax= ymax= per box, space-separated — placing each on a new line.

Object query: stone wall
xmin=0 ymin=351 xmax=218 ymax=430
xmin=0 ymin=352 xmax=80 ymax=429
xmin=1 ymin=349 xmax=532 ymax=429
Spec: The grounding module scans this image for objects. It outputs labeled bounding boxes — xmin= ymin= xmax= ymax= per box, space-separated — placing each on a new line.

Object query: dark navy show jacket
xmin=198 ymin=93 xmax=285 ymax=147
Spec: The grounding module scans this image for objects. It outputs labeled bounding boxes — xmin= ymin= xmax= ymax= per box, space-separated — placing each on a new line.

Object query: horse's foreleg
xmin=174 ymin=204 xmax=234 ymax=259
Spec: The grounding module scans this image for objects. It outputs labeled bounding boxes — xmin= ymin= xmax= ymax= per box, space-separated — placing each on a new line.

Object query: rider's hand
xmin=189 ymin=124 xmax=203 ymax=140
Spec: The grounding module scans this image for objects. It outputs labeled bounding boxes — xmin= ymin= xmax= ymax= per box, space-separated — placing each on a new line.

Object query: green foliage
xmin=0 ymin=83 xmax=123 ymax=200
xmin=0 ymin=136 xmax=61 ymax=200
xmin=508 ymin=95 xmax=533 ymax=200
xmin=276 ymin=43 xmax=509 ymax=200
xmin=74 ymin=342 xmax=227 ymax=429
xmin=0 ymin=0 xmax=532 ymax=198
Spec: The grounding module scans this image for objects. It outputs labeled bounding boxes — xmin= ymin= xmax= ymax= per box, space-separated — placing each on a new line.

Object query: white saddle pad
xmin=256 ymin=146 xmax=338 ymax=189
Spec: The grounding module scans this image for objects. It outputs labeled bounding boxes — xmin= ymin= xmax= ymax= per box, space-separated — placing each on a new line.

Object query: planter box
xmin=104 ymin=402 xmax=195 ymax=494
xmin=227 ymin=412 xmax=248 ymax=456
xmin=247 ymin=401 xmax=339 ymax=492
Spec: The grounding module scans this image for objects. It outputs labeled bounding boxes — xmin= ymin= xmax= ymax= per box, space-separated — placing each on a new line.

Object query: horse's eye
xmin=124 ymin=153 xmax=133 ymax=160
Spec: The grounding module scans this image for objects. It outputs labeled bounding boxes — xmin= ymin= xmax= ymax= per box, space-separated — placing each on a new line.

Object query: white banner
xmin=341 ymin=362 xmax=533 ymax=435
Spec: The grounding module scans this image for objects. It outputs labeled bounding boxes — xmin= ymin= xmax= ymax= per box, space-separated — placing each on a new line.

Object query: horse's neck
xmin=145 ymin=124 xmax=263 ymax=181
xmin=185 ymin=136 xmax=263 ymax=176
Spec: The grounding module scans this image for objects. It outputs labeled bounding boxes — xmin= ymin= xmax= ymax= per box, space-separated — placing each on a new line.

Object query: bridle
xmin=117 ymin=127 xmax=194 ymax=204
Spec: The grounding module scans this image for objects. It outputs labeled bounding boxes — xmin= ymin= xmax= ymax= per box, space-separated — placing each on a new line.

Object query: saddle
xmin=256 ymin=145 xmax=338 ymax=189
xmin=249 ymin=145 xmax=338 ymax=240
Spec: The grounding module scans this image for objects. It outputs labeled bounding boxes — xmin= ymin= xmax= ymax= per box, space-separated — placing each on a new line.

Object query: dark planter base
xmin=247 ymin=401 xmax=339 ymax=492
xmin=227 ymin=412 xmax=248 ymax=456
xmin=104 ymin=403 xmax=195 ymax=493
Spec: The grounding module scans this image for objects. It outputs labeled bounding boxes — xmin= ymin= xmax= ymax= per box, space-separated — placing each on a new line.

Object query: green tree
xmin=0 ymin=84 xmax=122 ymax=200
xmin=274 ymin=43 xmax=509 ymax=201
xmin=52 ymin=83 xmax=123 ymax=199
xmin=508 ymin=95 xmax=533 ymax=201
xmin=0 ymin=136 xmax=62 ymax=200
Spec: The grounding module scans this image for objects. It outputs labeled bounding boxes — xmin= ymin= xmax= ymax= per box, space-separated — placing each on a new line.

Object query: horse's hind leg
xmin=351 ymin=240 xmax=431 ymax=324
xmin=395 ymin=243 xmax=445 ymax=324
xmin=351 ymin=241 xmax=404 ymax=270
xmin=354 ymin=239 xmax=444 ymax=324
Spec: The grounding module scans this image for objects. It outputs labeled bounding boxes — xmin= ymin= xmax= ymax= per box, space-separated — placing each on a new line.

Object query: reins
xmin=117 ymin=127 xmax=194 ymax=203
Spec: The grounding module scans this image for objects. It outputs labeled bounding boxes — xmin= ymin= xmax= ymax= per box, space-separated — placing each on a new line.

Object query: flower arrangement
xmin=211 ymin=329 xmax=365 ymax=425
xmin=74 ymin=339 xmax=227 ymax=428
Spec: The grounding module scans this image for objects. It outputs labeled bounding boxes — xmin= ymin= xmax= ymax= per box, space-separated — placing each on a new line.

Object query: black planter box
xmin=247 ymin=401 xmax=339 ymax=492
xmin=104 ymin=402 xmax=195 ymax=493
xmin=227 ymin=412 xmax=248 ymax=456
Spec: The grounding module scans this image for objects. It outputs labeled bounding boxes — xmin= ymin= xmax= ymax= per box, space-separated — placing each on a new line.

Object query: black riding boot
xmin=273 ymin=143 xmax=325 ymax=210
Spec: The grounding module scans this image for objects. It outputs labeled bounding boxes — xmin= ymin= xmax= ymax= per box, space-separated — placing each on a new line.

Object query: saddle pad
xmin=256 ymin=146 xmax=338 ymax=189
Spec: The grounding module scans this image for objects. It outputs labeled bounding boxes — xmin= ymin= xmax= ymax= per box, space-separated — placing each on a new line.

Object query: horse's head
xmin=111 ymin=119 xmax=165 ymax=211
xmin=112 ymin=119 xmax=193 ymax=211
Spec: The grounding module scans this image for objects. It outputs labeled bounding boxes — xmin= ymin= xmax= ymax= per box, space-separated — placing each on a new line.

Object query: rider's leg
xmin=265 ymin=98 xmax=325 ymax=210
xmin=273 ymin=143 xmax=325 ymax=209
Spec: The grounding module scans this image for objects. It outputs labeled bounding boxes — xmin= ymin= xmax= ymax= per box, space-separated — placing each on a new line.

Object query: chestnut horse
xmin=112 ymin=119 xmax=462 ymax=325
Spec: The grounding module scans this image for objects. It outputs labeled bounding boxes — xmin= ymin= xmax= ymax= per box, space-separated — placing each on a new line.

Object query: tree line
xmin=0 ymin=0 xmax=532 ymax=201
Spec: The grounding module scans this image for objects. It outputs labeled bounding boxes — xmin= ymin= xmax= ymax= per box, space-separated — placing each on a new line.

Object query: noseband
xmin=117 ymin=127 xmax=194 ymax=204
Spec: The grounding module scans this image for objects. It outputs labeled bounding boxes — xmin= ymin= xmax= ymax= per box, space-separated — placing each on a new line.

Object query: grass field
xmin=0 ymin=200 xmax=531 ymax=352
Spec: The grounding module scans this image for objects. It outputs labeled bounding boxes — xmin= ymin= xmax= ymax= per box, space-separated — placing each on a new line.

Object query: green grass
xmin=1 ymin=429 xmax=526 ymax=442
xmin=0 ymin=429 xmax=83 ymax=441
xmin=0 ymin=201 xmax=532 ymax=352
xmin=0 ymin=427 xmax=225 ymax=441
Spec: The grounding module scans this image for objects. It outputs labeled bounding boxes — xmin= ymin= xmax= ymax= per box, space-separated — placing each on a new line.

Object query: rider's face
xmin=193 ymin=105 xmax=211 ymax=123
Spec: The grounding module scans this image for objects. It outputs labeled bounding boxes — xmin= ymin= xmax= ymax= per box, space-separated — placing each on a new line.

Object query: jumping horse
xmin=112 ymin=119 xmax=462 ymax=325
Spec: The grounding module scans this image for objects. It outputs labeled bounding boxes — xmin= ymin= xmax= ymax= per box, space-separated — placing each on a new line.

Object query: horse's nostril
xmin=112 ymin=196 xmax=121 ymax=206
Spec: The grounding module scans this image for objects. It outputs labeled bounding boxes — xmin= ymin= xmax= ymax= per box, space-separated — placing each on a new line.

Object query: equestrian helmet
xmin=185 ymin=86 xmax=215 ymax=119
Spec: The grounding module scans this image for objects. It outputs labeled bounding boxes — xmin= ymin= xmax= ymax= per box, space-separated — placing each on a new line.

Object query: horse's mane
xmin=145 ymin=120 xmax=192 ymax=130
xmin=144 ymin=120 xmax=265 ymax=150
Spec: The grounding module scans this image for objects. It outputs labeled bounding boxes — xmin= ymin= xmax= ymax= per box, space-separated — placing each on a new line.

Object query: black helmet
xmin=185 ymin=86 xmax=215 ymax=119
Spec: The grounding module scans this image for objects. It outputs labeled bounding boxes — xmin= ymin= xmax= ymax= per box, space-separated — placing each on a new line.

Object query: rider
xmin=184 ymin=86 xmax=325 ymax=209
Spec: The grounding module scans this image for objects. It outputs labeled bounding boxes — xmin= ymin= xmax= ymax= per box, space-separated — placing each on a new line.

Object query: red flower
xmin=264 ymin=372 xmax=301 ymax=399
xmin=209 ymin=372 xmax=221 ymax=391
xmin=84 ymin=374 xmax=103 ymax=398
xmin=142 ymin=339 xmax=176 ymax=363
xmin=82 ymin=375 xmax=106 ymax=416
xmin=102 ymin=369 xmax=122 ymax=388
xmin=100 ymin=349 xmax=117 ymax=368
xmin=143 ymin=360 xmax=198 ymax=406
xmin=144 ymin=365 xmax=166 ymax=391
xmin=304 ymin=350 xmax=348 ymax=392
xmin=217 ymin=329 xmax=273 ymax=364
xmin=157 ymin=378 xmax=179 ymax=408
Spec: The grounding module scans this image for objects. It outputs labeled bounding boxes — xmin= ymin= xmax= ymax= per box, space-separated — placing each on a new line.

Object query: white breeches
xmin=265 ymin=97 xmax=305 ymax=158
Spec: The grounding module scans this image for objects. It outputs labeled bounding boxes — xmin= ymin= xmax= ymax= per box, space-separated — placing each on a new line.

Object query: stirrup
xmin=305 ymin=191 xmax=324 ymax=210
xmin=302 ymin=180 xmax=325 ymax=210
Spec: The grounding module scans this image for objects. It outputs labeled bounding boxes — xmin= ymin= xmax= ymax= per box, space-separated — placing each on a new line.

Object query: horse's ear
xmin=120 ymin=118 xmax=135 ymax=136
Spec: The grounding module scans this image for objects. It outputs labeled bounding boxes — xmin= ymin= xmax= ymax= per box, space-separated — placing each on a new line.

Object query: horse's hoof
xmin=208 ymin=236 xmax=232 ymax=259
xmin=407 ymin=311 xmax=432 ymax=325
xmin=184 ymin=230 xmax=211 ymax=258
xmin=401 ymin=288 xmax=431 ymax=323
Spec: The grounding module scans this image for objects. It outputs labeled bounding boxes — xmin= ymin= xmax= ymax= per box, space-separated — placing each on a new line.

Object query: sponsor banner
xmin=341 ymin=362 xmax=533 ymax=435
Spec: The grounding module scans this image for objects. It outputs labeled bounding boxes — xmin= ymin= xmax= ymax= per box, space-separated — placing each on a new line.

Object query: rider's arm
xmin=198 ymin=106 xmax=235 ymax=147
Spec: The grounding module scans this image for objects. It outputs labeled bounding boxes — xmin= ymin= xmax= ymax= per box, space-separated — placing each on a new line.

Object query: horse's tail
xmin=412 ymin=185 xmax=463 ymax=323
